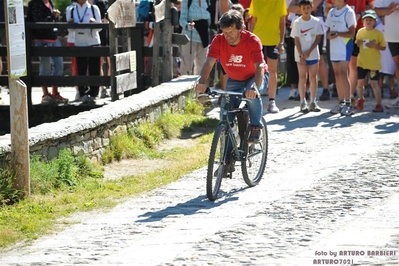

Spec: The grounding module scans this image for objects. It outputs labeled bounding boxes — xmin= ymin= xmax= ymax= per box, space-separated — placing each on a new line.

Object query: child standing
xmin=355 ymin=10 xmax=386 ymax=112
xmin=325 ymin=0 xmax=356 ymax=115
xmin=291 ymin=0 xmax=324 ymax=112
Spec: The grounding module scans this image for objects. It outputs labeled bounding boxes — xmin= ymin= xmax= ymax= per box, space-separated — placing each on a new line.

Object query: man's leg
xmin=263 ymin=46 xmax=280 ymax=113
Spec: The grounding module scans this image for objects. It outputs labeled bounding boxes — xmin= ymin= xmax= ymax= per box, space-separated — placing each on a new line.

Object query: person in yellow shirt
xmin=355 ymin=9 xmax=386 ymax=112
xmin=249 ymin=0 xmax=287 ymax=113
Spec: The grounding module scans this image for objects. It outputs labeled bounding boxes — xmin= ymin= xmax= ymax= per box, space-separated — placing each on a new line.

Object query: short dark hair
xmin=298 ymin=0 xmax=312 ymax=7
xmin=219 ymin=10 xmax=244 ymax=30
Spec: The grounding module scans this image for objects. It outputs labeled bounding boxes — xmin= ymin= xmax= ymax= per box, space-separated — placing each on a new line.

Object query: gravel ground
xmin=0 ymin=87 xmax=398 ymax=266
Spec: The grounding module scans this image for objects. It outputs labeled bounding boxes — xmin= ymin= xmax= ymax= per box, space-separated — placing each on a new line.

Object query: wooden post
xmin=9 ymin=79 xmax=30 ymax=197
xmin=109 ymin=20 xmax=119 ymax=101
xmin=162 ymin=0 xmax=173 ymax=82
xmin=152 ymin=21 xmax=161 ymax=86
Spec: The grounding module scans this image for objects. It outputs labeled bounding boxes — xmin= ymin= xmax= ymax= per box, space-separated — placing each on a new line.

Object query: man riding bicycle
xmin=195 ymin=10 xmax=269 ymax=144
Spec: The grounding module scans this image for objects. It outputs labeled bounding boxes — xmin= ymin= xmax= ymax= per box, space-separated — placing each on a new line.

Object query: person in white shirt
xmin=375 ymin=0 xmax=399 ymax=109
xmin=325 ymin=0 xmax=356 ymax=115
xmin=291 ymin=0 xmax=324 ymax=112
xmin=68 ymin=0 xmax=102 ymax=103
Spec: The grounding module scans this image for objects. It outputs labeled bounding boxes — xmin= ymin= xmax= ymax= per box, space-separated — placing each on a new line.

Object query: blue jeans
xmin=35 ymin=39 xmax=63 ymax=77
xmin=226 ymin=72 xmax=269 ymax=128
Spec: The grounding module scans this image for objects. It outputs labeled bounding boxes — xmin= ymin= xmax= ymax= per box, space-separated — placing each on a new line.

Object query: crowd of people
xmin=3 ymin=0 xmax=110 ymax=104
xmin=1 ymin=0 xmax=398 ymax=113
xmin=189 ymin=0 xmax=399 ymax=115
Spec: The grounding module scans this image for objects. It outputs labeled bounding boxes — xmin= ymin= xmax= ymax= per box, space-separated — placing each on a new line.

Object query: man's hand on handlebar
xmin=245 ymin=89 xmax=258 ymax=99
xmin=196 ymin=83 xmax=207 ymax=94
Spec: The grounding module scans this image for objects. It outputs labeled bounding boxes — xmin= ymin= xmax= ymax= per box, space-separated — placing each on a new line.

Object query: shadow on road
xmin=135 ymin=187 xmax=248 ymax=223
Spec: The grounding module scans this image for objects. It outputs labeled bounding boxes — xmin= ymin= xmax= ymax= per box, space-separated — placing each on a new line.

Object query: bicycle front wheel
xmin=207 ymin=124 xmax=229 ymax=201
xmin=241 ymin=117 xmax=268 ymax=187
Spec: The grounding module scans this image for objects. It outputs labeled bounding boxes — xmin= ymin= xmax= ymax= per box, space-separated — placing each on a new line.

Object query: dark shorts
xmin=388 ymin=42 xmax=399 ymax=57
xmin=263 ymin=45 xmax=279 ymax=60
xmin=352 ymin=31 xmax=359 ymax=57
xmin=305 ymin=59 xmax=319 ymax=66
xmin=357 ymin=67 xmax=379 ymax=81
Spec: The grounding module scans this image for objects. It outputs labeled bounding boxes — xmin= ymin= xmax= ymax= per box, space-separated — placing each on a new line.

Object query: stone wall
xmin=0 ymin=76 xmax=197 ymax=164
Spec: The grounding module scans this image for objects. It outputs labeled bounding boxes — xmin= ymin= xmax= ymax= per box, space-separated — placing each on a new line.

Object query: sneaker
xmin=288 ymin=89 xmax=298 ymax=100
xmin=52 ymin=93 xmax=69 ymax=104
xmin=41 ymin=94 xmax=54 ymax=105
xmin=319 ymin=89 xmax=330 ymax=101
xmin=309 ymin=102 xmax=321 ymax=112
xmin=267 ymin=100 xmax=279 ymax=113
xmin=75 ymin=91 xmax=81 ymax=102
xmin=389 ymin=88 xmax=398 ymax=99
xmin=372 ymin=104 xmax=384 ymax=112
xmin=385 ymin=99 xmax=399 ymax=109
xmin=82 ymin=95 xmax=95 ymax=104
xmin=331 ymin=86 xmax=338 ymax=97
xmin=357 ymin=98 xmax=364 ymax=111
xmin=100 ymin=87 xmax=109 ymax=99
xmin=300 ymin=101 xmax=309 ymax=113
xmin=330 ymin=102 xmax=344 ymax=114
xmin=341 ymin=105 xmax=354 ymax=116
xmin=249 ymin=126 xmax=261 ymax=143
xmin=213 ymin=160 xmax=235 ymax=178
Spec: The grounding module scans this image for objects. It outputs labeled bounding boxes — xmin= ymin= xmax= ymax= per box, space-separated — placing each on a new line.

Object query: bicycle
xmin=204 ymin=87 xmax=268 ymax=201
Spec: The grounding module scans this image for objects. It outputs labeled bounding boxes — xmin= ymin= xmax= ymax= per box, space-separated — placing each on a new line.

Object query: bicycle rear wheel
xmin=241 ymin=117 xmax=268 ymax=187
xmin=207 ymin=124 xmax=229 ymax=201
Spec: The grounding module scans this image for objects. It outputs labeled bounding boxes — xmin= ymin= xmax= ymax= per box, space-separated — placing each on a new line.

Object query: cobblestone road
xmin=1 ymin=88 xmax=399 ymax=266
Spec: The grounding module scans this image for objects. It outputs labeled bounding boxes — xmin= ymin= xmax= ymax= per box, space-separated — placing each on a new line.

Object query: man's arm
xmin=195 ymin=57 xmax=217 ymax=93
xmin=244 ymin=62 xmax=265 ymax=99
xmin=253 ymin=62 xmax=265 ymax=88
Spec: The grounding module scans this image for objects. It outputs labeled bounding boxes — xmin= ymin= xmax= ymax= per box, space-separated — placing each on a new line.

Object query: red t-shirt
xmin=208 ymin=30 xmax=267 ymax=81
xmin=327 ymin=0 xmax=369 ymax=30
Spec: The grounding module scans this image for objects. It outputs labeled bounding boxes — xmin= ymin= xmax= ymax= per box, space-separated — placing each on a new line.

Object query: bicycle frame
xmin=211 ymin=88 xmax=250 ymax=163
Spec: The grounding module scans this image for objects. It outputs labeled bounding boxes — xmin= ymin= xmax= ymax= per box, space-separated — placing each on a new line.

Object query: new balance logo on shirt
xmin=226 ymin=54 xmax=246 ymax=68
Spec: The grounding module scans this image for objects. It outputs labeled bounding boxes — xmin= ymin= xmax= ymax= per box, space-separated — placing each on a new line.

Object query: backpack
xmin=137 ymin=0 xmax=153 ymax=22
xmin=188 ymin=0 xmax=217 ymax=30
xmin=70 ymin=5 xmax=97 ymax=21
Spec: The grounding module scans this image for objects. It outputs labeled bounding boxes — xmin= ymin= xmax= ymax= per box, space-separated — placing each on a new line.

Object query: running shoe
xmin=249 ymin=126 xmax=261 ymax=143
xmin=41 ymin=94 xmax=54 ymax=105
xmin=267 ymin=100 xmax=279 ymax=113
xmin=100 ymin=87 xmax=109 ymax=99
xmin=372 ymin=104 xmax=384 ymax=112
xmin=341 ymin=105 xmax=354 ymax=116
xmin=300 ymin=101 xmax=309 ymax=113
xmin=330 ymin=102 xmax=344 ymax=114
xmin=309 ymin=102 xmax=321 ymax=112
xmin=385 ymin=99 xmax=399 ymax=109
xmin=357 ymin=98 xmax=364 ymax=111
xmin=53 ymin=93 xmax=69 ymax=104
xmin=288 ymin=89 xmax=298 ymax=100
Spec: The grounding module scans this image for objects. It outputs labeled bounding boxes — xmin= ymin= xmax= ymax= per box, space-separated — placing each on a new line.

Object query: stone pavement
xmin=0 ymin=87 xmax=399 ymax=266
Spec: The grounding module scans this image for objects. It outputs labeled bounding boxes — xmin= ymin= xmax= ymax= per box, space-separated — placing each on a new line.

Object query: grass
xmin=0 ymin=97 xmax=218 ymax=250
